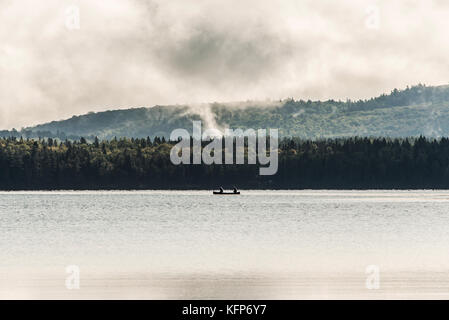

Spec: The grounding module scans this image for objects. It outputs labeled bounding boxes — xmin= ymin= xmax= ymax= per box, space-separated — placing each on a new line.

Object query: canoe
xmin=213 ymin=191 xmax=240 ymax=195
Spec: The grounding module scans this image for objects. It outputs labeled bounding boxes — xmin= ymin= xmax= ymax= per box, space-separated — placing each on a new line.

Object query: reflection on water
xmin=1 ymin=190 xmax=449 ymax=299
xmin=2 ymin=271 xmax=449 ymax=299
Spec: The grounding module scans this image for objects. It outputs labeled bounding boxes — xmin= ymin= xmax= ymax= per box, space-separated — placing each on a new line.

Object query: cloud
xmin=1 ymin=0 xmax=449 ymax=129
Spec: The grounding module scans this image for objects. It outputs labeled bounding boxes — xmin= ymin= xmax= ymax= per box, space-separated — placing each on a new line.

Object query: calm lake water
xmin=1 ymin=190 xmax=449 ymax=299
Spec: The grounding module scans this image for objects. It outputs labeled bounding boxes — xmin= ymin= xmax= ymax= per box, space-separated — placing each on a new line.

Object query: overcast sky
xmin=1 ymin=0 xmax=449 ymax=129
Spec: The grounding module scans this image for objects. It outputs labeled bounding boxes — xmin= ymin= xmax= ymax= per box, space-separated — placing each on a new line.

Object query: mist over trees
xmin=2 ymin=84 xmax=449 ymax=140
xmin=1 ymin=135 xmax=449 ymax=190
xmin=2 ymin=84 xmax=449 ymax=190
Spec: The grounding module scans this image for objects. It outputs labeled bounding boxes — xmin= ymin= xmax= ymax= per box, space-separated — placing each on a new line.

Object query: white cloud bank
xmin=1 ymin=0 xmax=449 ymax=129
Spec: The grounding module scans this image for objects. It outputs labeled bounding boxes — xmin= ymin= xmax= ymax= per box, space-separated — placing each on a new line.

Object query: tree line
xmin=1 ymin=135 xmax=449 ymax=189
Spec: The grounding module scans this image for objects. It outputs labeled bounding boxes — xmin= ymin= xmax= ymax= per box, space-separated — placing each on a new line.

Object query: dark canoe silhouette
xmin=213 ymin=191 xmax=240 ymax=195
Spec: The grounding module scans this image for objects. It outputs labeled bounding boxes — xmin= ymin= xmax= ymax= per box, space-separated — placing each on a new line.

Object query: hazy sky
xmin=1 ymin=0 xmax=449 ymax=129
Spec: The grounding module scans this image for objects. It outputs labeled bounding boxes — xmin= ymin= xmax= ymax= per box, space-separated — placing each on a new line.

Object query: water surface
xmin=1 ymin=190 xmax=449 ymax=299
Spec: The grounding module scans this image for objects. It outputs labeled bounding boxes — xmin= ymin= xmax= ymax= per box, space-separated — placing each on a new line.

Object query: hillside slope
xmin=3 ymin=84 xmax=449 ymax=139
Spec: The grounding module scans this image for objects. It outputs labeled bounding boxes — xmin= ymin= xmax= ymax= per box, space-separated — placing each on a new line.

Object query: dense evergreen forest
xmin=3 ymin=84 xmax=449 ymax=140
xmin=1 ymin=135 xmax=449 ymax=189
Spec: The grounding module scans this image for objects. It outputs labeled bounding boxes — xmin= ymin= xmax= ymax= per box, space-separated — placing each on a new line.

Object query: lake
xmin=1 ymin=190 xmax=449 ymax=299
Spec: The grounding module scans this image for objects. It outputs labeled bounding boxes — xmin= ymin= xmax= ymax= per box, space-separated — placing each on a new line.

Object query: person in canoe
xmin=213 ymin=187 xmax=240 ymax=195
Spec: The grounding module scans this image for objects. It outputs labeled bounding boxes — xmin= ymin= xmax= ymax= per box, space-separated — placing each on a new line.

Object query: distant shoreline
xmin=0 ymin=187 xmax=447 ymax=191
xmin=2 ymin=136 xmax=449 ymax=190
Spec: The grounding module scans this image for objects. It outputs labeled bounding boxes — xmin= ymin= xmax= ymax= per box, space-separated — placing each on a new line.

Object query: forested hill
xmin=3 ymin=84 xmax=449 ymax=140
